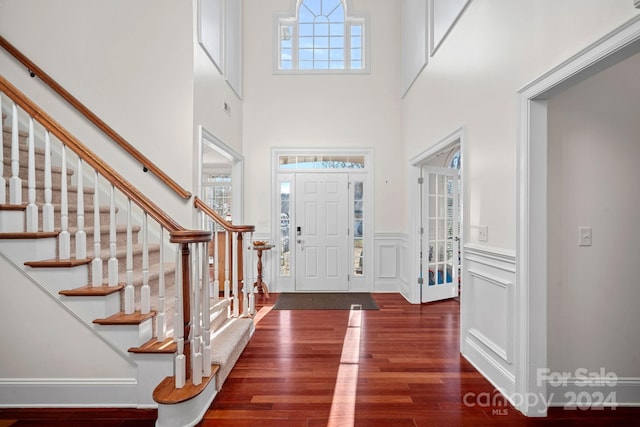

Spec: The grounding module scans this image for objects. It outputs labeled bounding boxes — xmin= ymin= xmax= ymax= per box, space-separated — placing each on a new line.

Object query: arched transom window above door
xmin=275 ymin=0 xmax=369 ymax=73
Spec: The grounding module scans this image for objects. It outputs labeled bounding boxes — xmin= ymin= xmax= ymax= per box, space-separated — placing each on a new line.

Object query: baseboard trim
xmin=0 ymin=378 xmax=140 ymax=407
xmin=547 ymin=376 xmax=640 ymax=408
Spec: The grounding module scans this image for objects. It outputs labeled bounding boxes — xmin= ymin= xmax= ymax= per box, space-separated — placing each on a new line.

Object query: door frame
xmin=409 ymin=126 xmax=466 ymax=305
xmin=195 ymin=126 xmax=244 ymax=225
xmin=272 ymin=148 xmax=374 ymax=293
xmin=516 ymin=15 xmax=640 ymax=417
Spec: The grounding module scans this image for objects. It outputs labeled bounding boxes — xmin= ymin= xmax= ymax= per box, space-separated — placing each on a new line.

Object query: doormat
xmin=273 ymin=293 xmax=379 ymax=310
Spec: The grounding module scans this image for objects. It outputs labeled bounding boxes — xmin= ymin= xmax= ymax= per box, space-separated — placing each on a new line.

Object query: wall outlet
xmin=478 ymin=225 xmax=488 ymax=242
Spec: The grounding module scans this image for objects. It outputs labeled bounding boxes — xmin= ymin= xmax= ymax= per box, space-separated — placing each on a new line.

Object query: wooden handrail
xmin=0 ymin=35 xmax=192 ymax=200
xmin=194 ymin=197 xmax=255 ymax=234
xmin=0 ymin=75 xmax=184 ymax=232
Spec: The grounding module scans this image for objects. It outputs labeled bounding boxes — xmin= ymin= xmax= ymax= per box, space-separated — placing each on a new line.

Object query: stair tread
xmin=25 ymin=257 xmax=91 ymax=268
xmin=59 ymin=284 xmax=124 ymax=297
xmin=129 ymin=337 xmax=177 ymax=354
xmin=0 ymin=231 xmax=58 ymax=239
xmin=94 ymin=310 xmax=156 ymax=325
xmin=0 ymin=203 xmax=27 ymax=211
xmin=153 ymin=367 xmax=220 ymax=405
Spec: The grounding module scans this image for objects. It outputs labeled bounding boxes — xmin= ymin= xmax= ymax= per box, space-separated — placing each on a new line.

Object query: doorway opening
xmin=516 ymin=17 xmax=640 ymax=416
xmin=197 ymin=126 xmax=244 ymax=226
xmin=409 ymin=127 xmax=465 ymax=305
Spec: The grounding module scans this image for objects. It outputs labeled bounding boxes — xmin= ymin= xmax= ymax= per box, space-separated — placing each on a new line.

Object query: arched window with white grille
xmin=276 ymin=0 xmax=368 ymax=73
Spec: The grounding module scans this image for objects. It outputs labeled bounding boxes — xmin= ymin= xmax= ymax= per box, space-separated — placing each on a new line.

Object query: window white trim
xmin=273 ymin=0 xmax=370 ymax=74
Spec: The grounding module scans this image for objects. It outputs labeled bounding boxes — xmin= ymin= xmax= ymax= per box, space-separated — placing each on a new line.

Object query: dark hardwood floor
xmin=1 ymin=293 xmax=638 ymax=426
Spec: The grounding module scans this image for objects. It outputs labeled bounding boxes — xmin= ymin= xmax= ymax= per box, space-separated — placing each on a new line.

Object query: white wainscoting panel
xmin=374 ymin=233 xmax=408 ymax=293
xmin=461 ymin=244 xmax=516 ymax=397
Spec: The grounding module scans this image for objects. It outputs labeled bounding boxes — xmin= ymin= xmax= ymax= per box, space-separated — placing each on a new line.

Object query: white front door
xmin=421 ymin=167 xmax=460 ymax=303
xmin=295 ymin=173 xmax=349 ymax=291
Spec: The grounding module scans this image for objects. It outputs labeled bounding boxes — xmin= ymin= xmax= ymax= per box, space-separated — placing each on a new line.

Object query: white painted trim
xmin=429 ymin=0 xmax=472 ymax=56
xmin=547 ymin=377 xmax=640 ymax=408
xmin=374 ymin=233 xmax=408 ymax=293
xmin=0 ymin=379 xmax=140 ymax=407
xmin=461 ymin=244 xmax=516 ymax=403
xmin=467 ymin=268 xmax=512 ymax=363
xmin=463 ymin=337 xmax=516 ymax=397
xmin=516 ymin=14 xmax=640 ymax=417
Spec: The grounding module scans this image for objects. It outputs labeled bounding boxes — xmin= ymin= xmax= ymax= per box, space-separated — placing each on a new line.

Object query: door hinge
xmin=418 ymin=277 xmax=424 ymax=285
xmin=418 ymin=177 xmax=424 ymax=185
xmin=348 ymin=274 xmax=351 ymax=282
xmin=420 ymin=227 xmax=424 ymax=234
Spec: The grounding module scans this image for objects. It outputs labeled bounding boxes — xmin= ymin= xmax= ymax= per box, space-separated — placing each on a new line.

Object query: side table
xmin=252 ymin=244 xmax=274 ymax=298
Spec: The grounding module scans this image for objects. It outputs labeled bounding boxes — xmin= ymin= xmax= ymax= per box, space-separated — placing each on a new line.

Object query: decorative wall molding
xmin=461 ymin=245 xmax=516 ymax=397
xmin=374 ymin=233 xmax=408 ymax=293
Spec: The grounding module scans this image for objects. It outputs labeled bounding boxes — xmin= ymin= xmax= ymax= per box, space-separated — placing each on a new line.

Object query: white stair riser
xmin=0 ymin=238 xmax=57 ymax=265
xmin=94 ymin=319 xmax=154 ymax=353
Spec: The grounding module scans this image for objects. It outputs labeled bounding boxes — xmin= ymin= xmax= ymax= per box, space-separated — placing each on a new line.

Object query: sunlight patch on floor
xmin=328 ymin=304 xmax=363 ymax=427
xmin=253 ymin=303 xmax=274 ymax=325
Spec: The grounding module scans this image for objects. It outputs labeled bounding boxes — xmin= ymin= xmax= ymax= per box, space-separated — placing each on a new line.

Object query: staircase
xmin=0 ymin=75 xmax=255 ymax=427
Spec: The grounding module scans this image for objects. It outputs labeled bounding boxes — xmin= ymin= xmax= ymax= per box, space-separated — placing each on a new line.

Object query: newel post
xmin=170 ymin=230 xmax=212 ymax=385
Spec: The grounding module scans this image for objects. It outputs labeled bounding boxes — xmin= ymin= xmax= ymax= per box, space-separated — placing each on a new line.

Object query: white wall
xmin=0 ymin=253 xmax=138 ymax=405
xmin=242 ymin=0 xmax=403 ymax=233
xmin=548 ymin=52 xmax=640 ymax=380
xmin=0 ymin=0 xmax=196 ymax=225
xmin=193 ymin=0 xmax=244 ymax=168
xmin=402 ymin=0 xmax=639 ymax=250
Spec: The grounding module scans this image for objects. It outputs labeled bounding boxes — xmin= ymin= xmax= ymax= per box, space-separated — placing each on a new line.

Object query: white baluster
xmin=175 ymin=246 xmax=185 ymax=389
xmin=192 ymin=242 xmax=203 ymax=386
xmin=232 ymin=232 xmax=239 ymax=317
xmin=42 ymin=131 xmax=54 ymax=232
xmin=202 ymin=240 xmax=212 ymax=377
xmin=26 ymin=117 xmax=38 ymax=231
xmin=124 ymin=199 xmax=134 ymax=314
xmin=74 ymin=158 xmax=86 ymax=259
xmin=140 ymin=213 xmax=150 ymax=314
xmin=0 ymin=93 xmax=6 ymax=205
xmin=58 ymin=145 xmax=70 ymax=259
xmin=156 ymin=227 xmax=166 ymax=341
xmin=108 ymin=185 xmax=118 ymax=286
xmin=9 ymin=103 xmax=21 ymax=205
xmin=91 ymin=171 xmax=102 ymax=286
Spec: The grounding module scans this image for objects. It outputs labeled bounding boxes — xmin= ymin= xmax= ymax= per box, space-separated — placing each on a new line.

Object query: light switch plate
xmin=578 ymin=227 xmax=592 ymax=246
xmin=478 ymin=225 xmax=488 ymax=242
